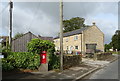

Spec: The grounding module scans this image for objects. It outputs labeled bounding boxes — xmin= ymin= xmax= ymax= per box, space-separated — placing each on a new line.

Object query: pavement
xmin=2 ymin=64 xmax=97 ymax=80
xmin=2 ymin=54 xmax=119 ymax=81
xmin=89 ymin=58 xmax=119 ymax=79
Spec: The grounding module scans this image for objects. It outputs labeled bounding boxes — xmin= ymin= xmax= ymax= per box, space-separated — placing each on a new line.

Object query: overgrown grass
xmin=110 ymin=51 xmax=120 ymax=54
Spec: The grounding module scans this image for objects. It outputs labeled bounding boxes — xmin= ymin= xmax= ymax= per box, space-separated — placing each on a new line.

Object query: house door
xmin=69 ymin=46 xmax=74 ymax=54
xmin=86 ymin=44 xmax=97 ymax=53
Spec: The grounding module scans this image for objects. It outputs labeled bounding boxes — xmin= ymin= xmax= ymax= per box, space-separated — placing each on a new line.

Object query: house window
xmin=66 ymin=38 xmax=68 ymax=42
xmin=74 ymin=36 xmax=78 ymax=40
xmin=75 ymin=46 xmax=78 ymax=49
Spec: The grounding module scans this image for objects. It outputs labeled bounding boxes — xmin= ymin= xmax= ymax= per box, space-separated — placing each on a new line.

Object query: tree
xmin=110 ymin=30 xmax=120 ymax=51
xmin=104 ymin=44 xmax=112 ymax=52
xmin=13 ymin=32 xmax=24 ymax=39
xmin=63 ymin=17 xmax=86 ymax=33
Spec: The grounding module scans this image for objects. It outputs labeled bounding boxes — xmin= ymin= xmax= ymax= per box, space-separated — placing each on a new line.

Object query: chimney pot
xmin=92 ymin=22 xmax=96 ymax=25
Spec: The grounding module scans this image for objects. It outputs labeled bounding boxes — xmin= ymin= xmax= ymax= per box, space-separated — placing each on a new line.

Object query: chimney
xmin=92 ymin=22 xmax=96 ymax=26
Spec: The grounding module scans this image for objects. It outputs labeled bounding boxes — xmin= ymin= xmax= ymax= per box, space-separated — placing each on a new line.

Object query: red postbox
xmin=40 ymin=51 xmax=47 ymax=64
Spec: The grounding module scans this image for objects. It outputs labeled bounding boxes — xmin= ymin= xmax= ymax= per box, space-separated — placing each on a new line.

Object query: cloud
xmin=1 ymin=2 xmax=118 ymax=44
xmin=85 ymin=13 xmax=117 ymax=43
xmin=1 ymin=2 xmax=60 ymax=37
xmin=63 ymin=2 xmax=118 ymax=44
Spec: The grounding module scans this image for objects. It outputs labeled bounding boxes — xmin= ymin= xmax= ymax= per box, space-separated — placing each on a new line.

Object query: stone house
xmin=54 ymin=23 xmax=104 ymax=54
xmin=12 ymin=31 xmax=53 ymax=52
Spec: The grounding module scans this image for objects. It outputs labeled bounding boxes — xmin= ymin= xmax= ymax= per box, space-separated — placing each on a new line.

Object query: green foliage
xmin=0 ymin=45 xmax=2 ymax=53
xmin=110 ymin=30 xmax=120 ymax=51
xmin=1 ymin=38 xmax=10 ymax=58
xmin=110 ymin=51 xmax=120 ymax=54
xmin=104 ymin=44 xmax=112 ymax=52
xmin=27 ymin=38 xmax=59 ymax=70
xmin=63 ymin=17 xmax=86 ymax=33
xmin=2 ymin=52 xmax=40 ymax=71
xmin=48 ymin=49 xmax=60 ymax=70
xmin=2 ymin=46 xmax=11 ymax=58
xmin=13 ymin=32 xmax=24 ymax=39
xmin=27 ymin=38 xmax=55 ymax=54
xmin=2 ymin=58 xmax=14 ymax=71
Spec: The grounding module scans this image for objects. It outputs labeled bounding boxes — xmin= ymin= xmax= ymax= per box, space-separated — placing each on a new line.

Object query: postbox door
xmin=41 ymin=54 xmax=46 ymax=64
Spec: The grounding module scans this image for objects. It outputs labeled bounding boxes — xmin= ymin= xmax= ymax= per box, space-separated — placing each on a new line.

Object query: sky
xmin=0 ymin=1 xmax=119 ymax=44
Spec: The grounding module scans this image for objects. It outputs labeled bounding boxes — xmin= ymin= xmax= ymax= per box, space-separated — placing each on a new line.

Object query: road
xmin=89 ymin=58 xmax=119 ymax=79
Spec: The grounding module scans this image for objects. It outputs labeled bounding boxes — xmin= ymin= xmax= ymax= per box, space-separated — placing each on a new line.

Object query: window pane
xmin=75 ymin=46 xmax=78 ymax=49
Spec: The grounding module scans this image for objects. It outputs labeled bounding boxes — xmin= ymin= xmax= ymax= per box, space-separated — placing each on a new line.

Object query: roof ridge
xmin=63 ymin=27 xmax=87 ymax=34
xmin=54 ymin=26 xmax=90 ymax=39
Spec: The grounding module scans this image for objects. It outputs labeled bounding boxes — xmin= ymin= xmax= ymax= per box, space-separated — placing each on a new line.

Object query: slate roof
xmin=39 ymin=37 xmax=53 ymax=41
xmin=12 ymin=31 xmax=53 ymax=41
xmin=54 ymin=27 xmax=89 ymax=39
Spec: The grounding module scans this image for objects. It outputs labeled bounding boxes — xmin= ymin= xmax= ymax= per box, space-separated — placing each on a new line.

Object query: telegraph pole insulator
xmin=10 ymin=1 xmax=13 ymax=8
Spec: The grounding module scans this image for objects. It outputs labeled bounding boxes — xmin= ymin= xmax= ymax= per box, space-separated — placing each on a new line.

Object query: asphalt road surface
xmin=89 ymin=59 xmax=119 ymax=79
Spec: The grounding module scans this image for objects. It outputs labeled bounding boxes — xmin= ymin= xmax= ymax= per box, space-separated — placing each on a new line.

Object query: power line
xmin=0 ymin=3 xmax=9 ymax=15
xmin=23 ymin=2 xmax=41 ymax=31
xmin=12 ymin=2 xmax=41 ymax=35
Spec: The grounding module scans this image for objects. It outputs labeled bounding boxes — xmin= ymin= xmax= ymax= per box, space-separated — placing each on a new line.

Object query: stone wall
xmin=97 ymin=52 xmax=112 ymax=60
xmin=63 ymin=55 xmax=82 ymax=69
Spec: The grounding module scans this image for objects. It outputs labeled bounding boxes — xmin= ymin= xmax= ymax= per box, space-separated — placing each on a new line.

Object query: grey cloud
xmin=14 ymin=2 xmax=60 ymax=23
xmin=63 ymin=2 xmax=117 ymax=19
xmin=1 ymin=2 xmax=118 ymax=44
xmin=1 ymin=2 xmax=60 ymax=37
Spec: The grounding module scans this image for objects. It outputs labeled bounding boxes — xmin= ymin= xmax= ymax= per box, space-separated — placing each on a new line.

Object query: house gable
xmin=12 ymin=32 xmax=38 ymax=52
xmin=83 ymin=25 xmax=104 ymax=52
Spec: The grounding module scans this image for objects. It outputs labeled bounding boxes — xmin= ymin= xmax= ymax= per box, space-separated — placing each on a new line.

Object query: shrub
xmin=27 ymin=38 xmax=55 ymax=54
xmin=2 ymin=52 xmax=40 ymax=71
xmin=48 ymin=49 xmax=60 ymax=70
xmin=2 ymin=58 xmax=14 ymax=71
xmin=27 ymin=38 xmax=59 ymax=70
xmin=2 ymin=47 xmax=11 ymax=58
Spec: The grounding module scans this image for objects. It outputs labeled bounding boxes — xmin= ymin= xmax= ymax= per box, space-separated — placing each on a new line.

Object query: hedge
xmin=2 ymin=52 xmax=40 ymax=71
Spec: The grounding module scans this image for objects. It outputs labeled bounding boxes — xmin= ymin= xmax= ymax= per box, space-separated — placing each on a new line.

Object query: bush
xmin=27 ymin=38 xmax=59 ymax=70
xmin=48 ymin=54 xmax=60 ymax=70
xmin=2 ymin=52 xmax=40 ymax=71
xmin=48 ymin=49 xmax=60 ymax=70
xmin=2 ymin=47 xmax=11 ymax=58
xmin=2 ymin=58 xmax=14 ymax=71
xmin=27 ymin=38 xmax=55 ymax=54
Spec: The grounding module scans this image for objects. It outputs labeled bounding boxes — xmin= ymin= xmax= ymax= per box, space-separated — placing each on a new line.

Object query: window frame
xmin=75 ymin=46 xmax=78 ymax=49
xmin=66 ymin=38 xmax=68 ymax=42
xmin=74 ymin=35 xmax=78 ymax=40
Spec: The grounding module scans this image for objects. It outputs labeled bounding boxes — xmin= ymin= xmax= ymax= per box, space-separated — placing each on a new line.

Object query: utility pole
xmin=9 ymin=0 xmax=13 ymax=50
xmin=60 ymin=0 xmax=63 ymax=71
